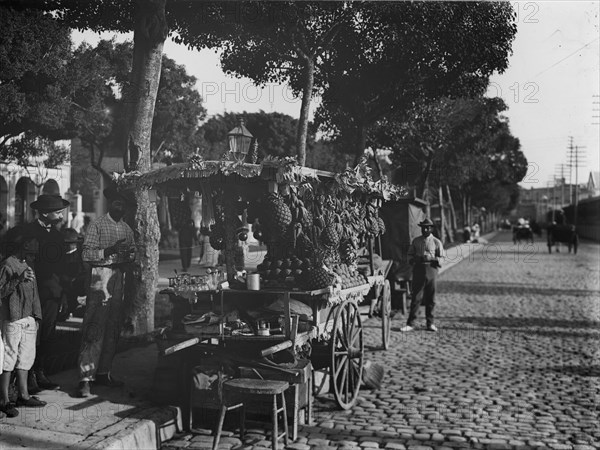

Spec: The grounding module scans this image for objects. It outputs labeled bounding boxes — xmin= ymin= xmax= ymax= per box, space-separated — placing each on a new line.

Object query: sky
xmin=73 ymin=1 xmax=600 ymax=190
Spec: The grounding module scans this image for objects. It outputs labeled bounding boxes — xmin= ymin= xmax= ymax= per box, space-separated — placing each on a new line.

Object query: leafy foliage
xmin=316 ymin=1 xmax=518 ymax=160
xmin=368 ymin=94 xmax=527 ymax=216
xmin=198 ymin=110 xmax=310 ymax=160
xmin=0 ymin=6 xmax=73 ymax=148
xmin=172 ymin=1 xmax=352 ymax=164
xmin=65 ymin=39 xmax=206 ymax=163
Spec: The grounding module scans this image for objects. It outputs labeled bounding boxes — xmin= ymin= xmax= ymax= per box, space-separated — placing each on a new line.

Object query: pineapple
xmin=320 ymin=223 xmax=340 ymax=248
xmin=264 ymin=193 xmax=292 ymax=235
xmin=304 ymin=265 xmax=335 ymax=290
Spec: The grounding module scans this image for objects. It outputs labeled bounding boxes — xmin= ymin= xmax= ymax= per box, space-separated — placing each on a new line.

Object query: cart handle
xmin=260 ymin=340 xmax=293 ymax=357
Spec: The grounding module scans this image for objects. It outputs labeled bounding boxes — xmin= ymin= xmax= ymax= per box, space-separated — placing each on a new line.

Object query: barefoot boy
xmin=0 ymin=226 xmax=46 ymax=418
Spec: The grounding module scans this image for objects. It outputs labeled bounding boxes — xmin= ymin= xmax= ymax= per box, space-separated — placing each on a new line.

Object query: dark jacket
xmin=28 ymin=221 xmax=66 ymax=300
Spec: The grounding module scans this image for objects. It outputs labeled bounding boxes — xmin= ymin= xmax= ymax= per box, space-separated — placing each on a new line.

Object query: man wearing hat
xmin=77 ymin=185 xmax=136 ymax=398
xmin=28 ymin=194 xmax=70 ymax=391
xmin=401 ymin=217 xmax=445 ymax=332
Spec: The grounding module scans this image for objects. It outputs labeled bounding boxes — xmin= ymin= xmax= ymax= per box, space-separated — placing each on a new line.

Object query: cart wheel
xmin=381 ymin=280 xmax=392 ymax=350
xmin=330 ymin=301 xmax=364 ymax=410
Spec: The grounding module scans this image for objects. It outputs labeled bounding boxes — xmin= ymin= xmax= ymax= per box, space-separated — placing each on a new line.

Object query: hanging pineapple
xmin=264 ymin=192 xmax=292 ymax=236
xmin=320 ymin=222 xmax=341 ymax=248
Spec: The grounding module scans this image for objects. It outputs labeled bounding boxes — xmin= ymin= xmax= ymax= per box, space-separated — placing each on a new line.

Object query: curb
xmin=439 ymin=231 xmax=499 ymax=275
xmin=85 ymin=407 xmax=181 ymax=450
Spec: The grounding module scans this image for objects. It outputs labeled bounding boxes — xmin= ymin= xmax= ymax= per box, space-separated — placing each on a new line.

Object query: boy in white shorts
xmin=0 ymin=226 xmax=46 ymax=418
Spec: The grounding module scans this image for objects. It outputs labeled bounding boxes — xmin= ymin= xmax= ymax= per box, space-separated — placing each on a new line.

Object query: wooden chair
xmin=212 ymin=378 xmax=290 ymax=450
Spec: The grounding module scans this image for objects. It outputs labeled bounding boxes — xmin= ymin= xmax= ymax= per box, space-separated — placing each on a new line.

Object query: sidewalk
xmin=439 ymin=230 xmax=499 ymax=275
xmin=0 ymin=342 xmax=179 ymax=449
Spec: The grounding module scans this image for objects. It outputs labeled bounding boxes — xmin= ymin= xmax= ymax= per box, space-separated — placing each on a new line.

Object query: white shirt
xmin=408 ymin=234 xmax=445 ymax=264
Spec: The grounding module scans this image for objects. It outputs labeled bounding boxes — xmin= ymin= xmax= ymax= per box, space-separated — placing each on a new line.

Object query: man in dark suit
xmin=27 ymin=194 xmax=70 ymax=392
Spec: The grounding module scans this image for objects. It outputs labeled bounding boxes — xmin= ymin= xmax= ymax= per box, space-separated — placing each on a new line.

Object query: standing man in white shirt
xmin=401 ymin=218 xmax=445 ymax=332
xmin=77 ymin=186 xmax=136 ymax=398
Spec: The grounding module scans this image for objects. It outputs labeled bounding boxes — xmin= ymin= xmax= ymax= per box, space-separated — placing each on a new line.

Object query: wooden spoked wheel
xmin=380 ymin=280 xmax=392 ymax=350
xmin=330 ymin=301 xmax=364 ymax=410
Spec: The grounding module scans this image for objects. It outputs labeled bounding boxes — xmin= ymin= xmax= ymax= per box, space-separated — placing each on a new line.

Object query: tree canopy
xmin=171 ymin=1 xmax=352 ymax=166
xmin=0 ymin=6 xmax=73 ymax=150
xmin=316 ymin=1 xmax=518 ymax=161
xmin=64 ymin=39 xmax=206 ymax=182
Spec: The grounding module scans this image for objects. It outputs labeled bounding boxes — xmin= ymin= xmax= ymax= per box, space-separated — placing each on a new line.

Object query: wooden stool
xmin=212 ymin=378 xmax=290 ymax=450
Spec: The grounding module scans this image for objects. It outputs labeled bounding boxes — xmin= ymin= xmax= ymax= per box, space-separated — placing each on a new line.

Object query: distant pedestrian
xmin=77 ymin=186 xmax=136 ymax=398
xmin=401 ymin=218 xmax=445 ymax=332
xmin=71 ymin=212 xmax=84 ymax=234
xmin=197 ymin=225 xmax=209 ymax=265
xmin=463 ymin=225 xmax=472 ymax=243
xmin=471 ymin=223 xmax=481 ymax=243
xmin=178 ymin=219 xmax=197 ymax=272
xmin=0 ymin=225 xmax=47 ymax=418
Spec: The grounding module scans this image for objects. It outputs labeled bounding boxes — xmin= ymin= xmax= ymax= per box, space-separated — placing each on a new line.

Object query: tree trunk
xmin=467 ymin=195 xmax=472 ymax=226
xmin=424 ymin=176 xmax=431 ymax=219
xmin=438 ymin=185 xmax=445 ymax=244
xmin=353 ymin=118 xmax=367 ymax=166
xmin=122 ymin=0 xmax=168 ymax=336
xmin=446 ymin=185 xmax=458 ymax=234
xmin=417 ymin=153 xmax=434 ymax=201
xmin=296 ymin=60 xmax=314 ymax=167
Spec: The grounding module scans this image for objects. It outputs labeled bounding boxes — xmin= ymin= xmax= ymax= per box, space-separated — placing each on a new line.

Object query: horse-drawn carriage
xmin=547 ymin=223 xmax=578 ymax=254
xmin=512 ymin=225 xmax=534 ymax=244
xmin=546 ymin=210 xmax=579 ymax=254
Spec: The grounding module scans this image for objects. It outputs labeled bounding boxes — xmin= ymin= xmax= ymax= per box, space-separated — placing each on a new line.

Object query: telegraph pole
xmin=567 ymin=136 xmax=574 ymax=204
xmin=571 ymin=145 xmax=586 ymax=226
xmin=554 ymin=164 xmax=568 ymax=207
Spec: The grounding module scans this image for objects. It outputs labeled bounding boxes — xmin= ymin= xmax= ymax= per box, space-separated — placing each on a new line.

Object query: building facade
xmin=0 ymin=161 xmax=71 ymax=229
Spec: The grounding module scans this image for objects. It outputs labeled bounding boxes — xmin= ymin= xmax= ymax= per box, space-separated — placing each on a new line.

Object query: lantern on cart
xmin=227 ymin=118 xmax=254 ymax=162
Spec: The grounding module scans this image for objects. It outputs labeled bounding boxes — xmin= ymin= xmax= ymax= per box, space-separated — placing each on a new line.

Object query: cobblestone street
xmin=164 ymin=232 xmax=600 ymax=450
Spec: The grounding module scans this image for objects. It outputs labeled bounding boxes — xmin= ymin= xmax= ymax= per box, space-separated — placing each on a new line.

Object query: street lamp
xmin=227 ymin=118 xmax=253 ymax=163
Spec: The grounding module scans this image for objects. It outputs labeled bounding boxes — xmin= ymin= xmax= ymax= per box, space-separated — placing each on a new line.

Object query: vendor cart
xmin=125 ymin=156 xmax=402 ymax=429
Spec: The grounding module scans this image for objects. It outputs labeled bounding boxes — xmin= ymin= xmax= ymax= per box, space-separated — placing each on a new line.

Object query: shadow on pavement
xmin=438 ymin=280 xmax=600 ymax=298
xmin=456 ymin=316 xmax=600 ymax=329
xmin=547 ymin=365 xmax=600 ymax=377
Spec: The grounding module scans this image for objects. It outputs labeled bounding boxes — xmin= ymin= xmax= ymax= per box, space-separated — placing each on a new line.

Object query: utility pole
xmin=554 ymin=164 xmax=568 ymax=207
xmin=548 ymin=176 xmax=556 ymax=222
xmin=567 ymin=139 xmax=586 ymax=206
xmin=571 ymin=145 xmax=586 ymax=226
xmin=567 ymin=136 xmax=574 ymax=204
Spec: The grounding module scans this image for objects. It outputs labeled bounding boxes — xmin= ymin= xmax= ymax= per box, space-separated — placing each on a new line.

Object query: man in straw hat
xmin=401 ymin=217 xmax=445 ymax=332
xmin=77 ymin=185 xmax=136 ymax=398
xmin=27 ymin=194 xmax=70 ymax=392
